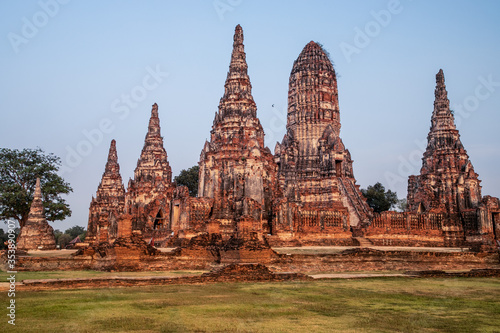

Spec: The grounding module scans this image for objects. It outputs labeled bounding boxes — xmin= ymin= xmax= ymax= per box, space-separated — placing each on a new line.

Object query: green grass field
xmin=0 ymin=270 xmax=206 ymax=281
xmin=2 ymin=277 xmax=499 ymax=333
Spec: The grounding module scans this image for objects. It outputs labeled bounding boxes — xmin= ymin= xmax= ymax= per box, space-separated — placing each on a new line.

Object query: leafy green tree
xmin=53 ymin=229 xmax=63 ymax=244
xmin=65 ymin=225 xmax=85 ymax=239
xmin=57 ymin=233 xmax=72 ymax=248
xmin=361 ymin=182 xmax=398 ymax=213
xmin=0 ymin=148 xmax=73 ymax=228
xmin=174 ymin=165 xmax=199 ymax=197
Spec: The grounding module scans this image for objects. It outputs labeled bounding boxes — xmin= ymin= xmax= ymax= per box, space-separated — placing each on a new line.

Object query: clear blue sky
xmin=1 ymin=0 xmax=499 ymax=231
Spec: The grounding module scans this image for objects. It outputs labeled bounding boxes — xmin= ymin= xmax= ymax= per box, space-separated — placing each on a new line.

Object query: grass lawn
xmin=1 ymin=277 xmax=499 ymax=332
xmin=0 ymin=270 xmax=206 ymax=281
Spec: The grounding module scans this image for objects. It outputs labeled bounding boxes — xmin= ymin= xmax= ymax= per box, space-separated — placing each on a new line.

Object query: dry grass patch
xmin=0 ymin=277 xmax=498 ymax=332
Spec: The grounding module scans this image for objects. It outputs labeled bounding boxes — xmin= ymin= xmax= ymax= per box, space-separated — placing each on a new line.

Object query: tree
xmin=174 ymin=165 xmax=199 ymax=197
xmin=65 ymin=225 xmax=85 ymax=239
xmin=53 ymin=229 xmax=63 ymax=244
xmin=361 ymin=182 xmax=398 ymax=213
xmin=57 ymin=233 xmax=72 ymax=249
xmin=0 ymin=148 xmax=73 ymax=228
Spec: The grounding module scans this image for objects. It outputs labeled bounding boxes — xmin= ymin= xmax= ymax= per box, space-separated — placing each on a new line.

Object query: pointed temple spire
xmin=216 ymin=24 xmax=257 ymax=122
xmin=86 ymin=140 xmax=126 ymax=244
xmin=104 ymin=139 xmax=120 ymax=176
xmin=426 ymin=69 xmax=464 ymax=152
xmin=407 ymin=69 xmax=481 ymax=214
xmin=125 ymin=103 xmax=174 ymax=236
xmin=33 ymin=177 xmax=42 ymax=202
xmin=198 ymin=24 xmax=277 ymax=229
xmin=132 ymin=103 xmax=172 ymax=185
xmin=146 ymin=103 xmax=161 ymax=142
xmin=430 ymin=69 xmax=457 ymax=132
xmin=17 ymin=177 xmax=57 ymax=250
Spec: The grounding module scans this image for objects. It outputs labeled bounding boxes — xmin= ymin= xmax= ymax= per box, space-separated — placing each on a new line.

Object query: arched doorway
xmin=153 ymin=210 xmax=165 ymax=230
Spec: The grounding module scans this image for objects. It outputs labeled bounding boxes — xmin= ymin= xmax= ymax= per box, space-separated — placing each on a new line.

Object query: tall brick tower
xmin=407 ymin=69 xmax=482 ymax=213
xmin=126 ymin=103 xmax=174 ymax=233
xmin=198 ymin=25 xmax=277 ymax=234
xmin=86 ymin=139 xmax=126 ymax=244
xmin=275 ymin=41 xmax=371 ymax=227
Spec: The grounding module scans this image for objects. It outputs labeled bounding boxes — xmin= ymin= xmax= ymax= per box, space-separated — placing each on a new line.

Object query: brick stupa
xmin=274 ymin=41 xmax=372 ymax=227
xmin=86 ymin=139 xmax=126 ymax=245
xmin=408 ymin=69 xmax=482 ymax=213
xmin=197 ymin=24 xmax=278 ymax=237
xmin=17 ymin=178 xmax=56 ymax=250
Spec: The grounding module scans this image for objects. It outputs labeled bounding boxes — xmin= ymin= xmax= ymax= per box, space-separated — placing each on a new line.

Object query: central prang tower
xmin=197 ymin=25 xmax=278 ymax=236
xmin=275 ymin=41 xmax=371 ymax=227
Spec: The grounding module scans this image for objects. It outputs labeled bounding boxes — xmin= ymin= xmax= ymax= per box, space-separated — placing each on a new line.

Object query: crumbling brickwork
xmin=197 ymin=25 xmax=278 ymax=238
xmin=408 ymin=70 xmax=482 ymax=214
xmin=72 ymin=27 xmax=499 ymax=265
xmin=406 ymin=70 xmax=499 ymax=248
xmin=273 ymin=41 xmax=372 ymax=242
xmin=17 ymin=178 xmax=56 ymax=250
xmin=125 ymin=103 xmax=175 ymax=243
xmin=86 ymin=140 xmax=125 ymax=245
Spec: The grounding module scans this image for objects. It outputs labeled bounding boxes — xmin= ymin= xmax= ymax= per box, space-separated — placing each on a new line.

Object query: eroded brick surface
xmin=272 ymin=41 xmax=372 ymax=244
xmin=197 ymin=25 xmax=278 ymax=239
xmin=86 ymin=140 xmax=125 ymax=245
xmin=16 ymin=178 xmax=56 ymax=250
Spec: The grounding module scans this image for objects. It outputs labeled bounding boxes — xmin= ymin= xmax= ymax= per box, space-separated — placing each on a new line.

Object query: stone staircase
xmin=338 ymin=178 xmax=372 ymax=226
xmin=353 ymin=237 xmax=373 ymax=248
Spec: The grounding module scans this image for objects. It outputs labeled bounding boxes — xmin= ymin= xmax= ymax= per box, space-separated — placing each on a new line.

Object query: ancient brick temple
xmin=408 ymin=70 xmax=482 ymax=214
xmin=366 ymin=70 xmax=499 ymax=247
xmin=125 ymin=103 xmax=175 ymax=242
xmin=273 ymin=41 xmax=372 ymax=243
xmin=80 ymin=26 xmax=498 ymax=253
xmin=405 ymin=69 xmax=499 ymax=246
xmin=86 ymin=140 xmax=126 ymax=245
xmin=17 ymin=178 xmax=56 ymax=250
xmin=197 ymin=24 xmax=278 ymax=238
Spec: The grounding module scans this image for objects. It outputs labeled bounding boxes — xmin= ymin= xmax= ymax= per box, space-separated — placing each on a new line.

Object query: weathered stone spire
xmin=86 ymin=139 xmax=126 ymax=244
xmin=216 ymin=24 xmax=257 ymax=122
xmin=104 ymin=139 xmax=120 ymax=178
xmin=146 ymin=103 xmax=162 ymax=142
xmin=126 ymin=103 xmax=174 ymax=235
xmin=33 ymin=177 xmax=42 ymax=202
xmin=408 ymin=69 xmax=481 ymax=213
xmin=198 ymin=24 xmax=277 ymax=232
xmin=17 ymin=178 xmax=56 ymax=250
xmin=430 ymin=69 xmax=457 ymax=132
xmin=132 ymin=103 xmax=172 ymax=185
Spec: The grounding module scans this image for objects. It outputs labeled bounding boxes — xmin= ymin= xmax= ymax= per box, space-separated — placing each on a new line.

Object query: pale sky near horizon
xmin=1 ymin=0 xmax=499 ymax=231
